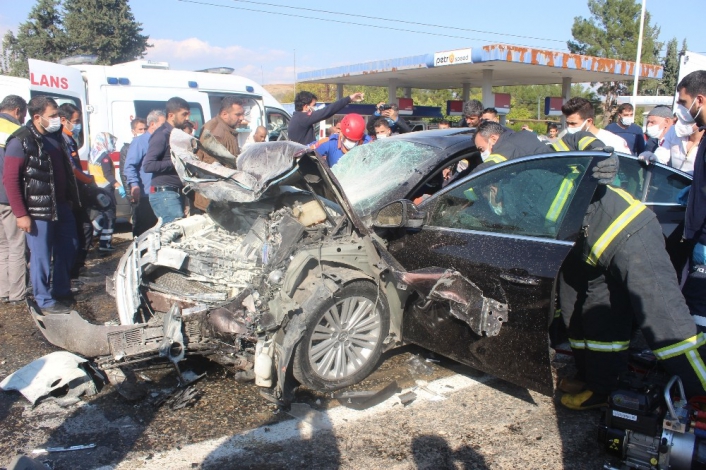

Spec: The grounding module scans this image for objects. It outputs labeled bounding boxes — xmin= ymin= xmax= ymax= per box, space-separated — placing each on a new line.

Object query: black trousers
xmin=71 ymin=208 xmax=93 ymax=278
xmin=132 ymin=196 xmax=158 ymax=237
xmin=560 ymin=217 xmax=706 ymax=397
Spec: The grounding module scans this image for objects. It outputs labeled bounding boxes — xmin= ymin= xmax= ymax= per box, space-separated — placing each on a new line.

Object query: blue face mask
xmin=71 ymin=123 xmax=82 ymax=136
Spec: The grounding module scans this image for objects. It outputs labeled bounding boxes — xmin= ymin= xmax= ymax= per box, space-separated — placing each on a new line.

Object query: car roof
xmin=388 ymin=128 xmax=476 ymax=150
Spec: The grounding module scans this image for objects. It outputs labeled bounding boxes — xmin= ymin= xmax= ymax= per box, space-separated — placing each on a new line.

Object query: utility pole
xmin=293 ymin=49 xmax=296 ymax=95
xmin=632 ymin=0 xmax=647 ymax=106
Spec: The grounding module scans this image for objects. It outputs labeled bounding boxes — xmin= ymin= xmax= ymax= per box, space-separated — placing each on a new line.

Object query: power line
xmin=176 ymin=0 xmax=566 ymax=49
xmin=230 ymin=0 xmax=566 ymax=44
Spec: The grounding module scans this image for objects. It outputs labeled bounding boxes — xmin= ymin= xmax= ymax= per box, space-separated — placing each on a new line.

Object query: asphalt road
xmin=0 ymin=233 xmax=612 ymax=470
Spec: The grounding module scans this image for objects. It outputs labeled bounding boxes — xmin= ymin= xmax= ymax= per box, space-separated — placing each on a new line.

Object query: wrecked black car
xmin=27 ymin=128 xmax=692 ymax=404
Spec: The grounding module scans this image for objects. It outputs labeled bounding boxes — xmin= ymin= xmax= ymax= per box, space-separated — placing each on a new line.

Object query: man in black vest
xmin=2 ymin=96 xmax=80 ymax=314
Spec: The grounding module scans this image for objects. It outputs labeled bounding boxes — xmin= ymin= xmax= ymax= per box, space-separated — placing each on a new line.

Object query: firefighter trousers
xmin=560 ymin=217 xmax=706 ymax=397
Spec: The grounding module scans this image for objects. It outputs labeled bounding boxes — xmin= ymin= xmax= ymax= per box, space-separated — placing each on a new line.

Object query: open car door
xmin=387 ymin=154 xmax=599 ymax=395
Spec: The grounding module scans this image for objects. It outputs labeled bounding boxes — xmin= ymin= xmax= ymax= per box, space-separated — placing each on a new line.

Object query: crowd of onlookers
xmin=0 ymin=87 xmax=700 ymax=316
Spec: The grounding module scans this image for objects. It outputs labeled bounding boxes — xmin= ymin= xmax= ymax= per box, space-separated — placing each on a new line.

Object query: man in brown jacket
xmin=194 ymin=96 xmax=246 ymax=211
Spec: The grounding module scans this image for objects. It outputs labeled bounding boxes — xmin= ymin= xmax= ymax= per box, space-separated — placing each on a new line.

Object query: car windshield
xmin=332 ymin=140 xmax=440 ymax=218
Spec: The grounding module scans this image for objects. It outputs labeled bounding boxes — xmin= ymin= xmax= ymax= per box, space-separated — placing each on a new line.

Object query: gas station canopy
xmin=298 ymin=43 xmax=663 ymax=89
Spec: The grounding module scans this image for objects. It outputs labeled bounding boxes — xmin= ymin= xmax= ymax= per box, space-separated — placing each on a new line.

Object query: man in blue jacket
xmin=312 ymin=113 xmax=371 ymax=167
xmin=288 ymin=90 xmax=364 ymax=145
xmin=125 ymin=110 xmax=165 ymax=236
xmin=605 ymin=103 xmax=646 ymax=155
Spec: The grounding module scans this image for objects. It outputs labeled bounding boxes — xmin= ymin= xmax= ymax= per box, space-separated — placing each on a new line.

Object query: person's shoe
xmin=0 ymin=296 xmax=8 ymax=303
xmin=41 ymin=304 xmax=71 ymax=315
xmin=99 ymin=245 xmax=116 ymax=253
xmin=560 ymin=389 xmax=608 ymax=410
xmin=5 ymin=297 xmax=26 ymax=306
xmin=558 ymin=377 xmax=587 ymax=394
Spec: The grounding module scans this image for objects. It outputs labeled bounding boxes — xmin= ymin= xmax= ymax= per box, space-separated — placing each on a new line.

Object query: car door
xmin=388 ymin=154 xmax=596 ymax=395
xmin=613 ymin=155 xmax=692 ymax=277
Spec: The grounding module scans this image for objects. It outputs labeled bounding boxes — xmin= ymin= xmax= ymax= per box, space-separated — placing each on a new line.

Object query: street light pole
xmin=632 ymin=0 xmax=647 ymax=106
xmin=293 ymin=49 xmax=297 ymax=95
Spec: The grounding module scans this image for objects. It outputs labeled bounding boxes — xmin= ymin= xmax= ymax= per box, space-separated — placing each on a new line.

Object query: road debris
xmin=0 ymin=351 xmax=98 ymax=406
xmin=334 ymin=381 xmax=400 ymax=410
xmin=398 ymin=390 xmax=417 ymax=406
xmin=32 ymin=444 xmax=96 ymax=454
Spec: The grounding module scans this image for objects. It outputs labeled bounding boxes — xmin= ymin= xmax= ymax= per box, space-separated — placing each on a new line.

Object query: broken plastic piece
xmin=0 ymin=352 xmax=97 ymax=405
xmin=398 ymin=391 xmax=417 ymax=406
xmin=32 ymin=443 xmax=96 ymax=454
xmin=334 ymin=381 xmax=399 ymax=410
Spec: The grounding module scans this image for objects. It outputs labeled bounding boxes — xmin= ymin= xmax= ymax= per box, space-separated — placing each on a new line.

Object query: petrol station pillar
xmin=561 ymin=76 xmax=572 ymax=129
xmin=482 ymin=69 xmax=493 ymax=108
xmin=404 ymin=87 xmax=412 ymax=99
xmin=336 ymin=83 xmax=344 ymax=100
xmin=388 ymin=79 xmax=398 ymax=105
xmin=462 ymin=83 xmax=470 ymax=102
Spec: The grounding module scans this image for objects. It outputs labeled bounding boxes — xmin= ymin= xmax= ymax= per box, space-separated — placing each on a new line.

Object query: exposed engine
xmin=600 ymin=373 xmax=706 ymax=469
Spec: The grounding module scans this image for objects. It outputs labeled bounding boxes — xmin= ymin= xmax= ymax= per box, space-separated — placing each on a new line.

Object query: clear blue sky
xmin=0 ymin=0 xmax=703 ymax=85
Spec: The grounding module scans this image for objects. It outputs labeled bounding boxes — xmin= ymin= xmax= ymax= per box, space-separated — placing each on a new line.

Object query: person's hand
xmin=382 ymin=107 xmax=399 ymax=121
xmin=442 ymin=168 xmax=452 ymax=179
xmin=349 ymin=92 xmax=364 ymax=102
xmin=117 ymin=185 xmax=126 ymax=198
xmin=592 ymin=155 xmax=619 ymax=185
xmin=16 ymin=216 xmax=32 ymax=233
xmin=638 ymin=151 xmax=658 ymax=166
xmin=130 ymin=186 xmax=140 ymax=203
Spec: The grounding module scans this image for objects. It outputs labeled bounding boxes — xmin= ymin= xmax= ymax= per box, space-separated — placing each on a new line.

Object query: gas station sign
xmin=544 ymin=97 xmax=564 ymax=116
xmin=398 ymin=98 xmax=413 ymax=115
xmin=446 ymin=100 xmax=464 ymax=116
xmin=432 ymin=48 xmax=472 ymax=67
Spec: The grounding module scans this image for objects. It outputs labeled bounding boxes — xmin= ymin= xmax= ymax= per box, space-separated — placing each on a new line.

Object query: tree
xmin=1 ymin=0 xmax=149 ymax=77
xmin=661 ymin=38 xmax=680 ymax=95
xmin=1 ymin=0 xmax=66 ymax=77
xmin=568 ymin=0 xmax=662 ymax=125
xmin=62 ymin=0 xmax=150 ymax=65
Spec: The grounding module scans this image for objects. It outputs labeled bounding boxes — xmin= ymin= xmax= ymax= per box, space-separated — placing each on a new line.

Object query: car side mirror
xmin=373 ymin=200 xmax=425 ymax=229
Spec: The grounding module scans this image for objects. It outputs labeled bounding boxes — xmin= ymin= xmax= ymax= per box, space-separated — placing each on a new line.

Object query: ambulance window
xmin=29 ymin=91 xmax=84 ymax=148
xmin=133 ymin=100 xmax=205 ymax=136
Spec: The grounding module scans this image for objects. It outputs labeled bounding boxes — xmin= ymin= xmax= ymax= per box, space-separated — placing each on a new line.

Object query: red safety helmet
xmin=340 ymin=113 xmax=366 ymax=141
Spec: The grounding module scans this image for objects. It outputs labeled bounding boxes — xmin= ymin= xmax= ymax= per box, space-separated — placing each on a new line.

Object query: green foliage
xmin=568 ymin=0 xmax=662 ymax=125
xmin=63 ymin=0 xmax=150 ymax=65
xmin=2 ymin=0 xmax=149 ymax=77
xmin=1 ymin=0 xmax=66 ymax=77
xmin=660 ymin=38 xmax=680 ymax=96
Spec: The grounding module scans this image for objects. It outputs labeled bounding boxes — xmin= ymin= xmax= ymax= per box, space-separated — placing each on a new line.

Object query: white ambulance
xmin=22 ymin=58 xmax=290 ymax=165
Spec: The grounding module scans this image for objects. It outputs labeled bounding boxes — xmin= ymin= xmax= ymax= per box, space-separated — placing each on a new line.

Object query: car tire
xmin=292 ymin=281 xmax=389 ymax=391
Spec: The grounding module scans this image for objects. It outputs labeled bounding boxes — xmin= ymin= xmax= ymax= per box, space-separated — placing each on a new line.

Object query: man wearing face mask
xmin=2 ymin=96 xmax=80 ymax=314
xmin=640 ymin=103 xmax=703 ymax=174
xmin=373 ymin=118 xmax=393 ymax=140
xmin=312 ymin=113 xmax=371 ymax=168
xmin=288 ymin=90 xmax=365 ymax=145
xmin=562 ymin=97 xmax=631 ymax=154
xmin=58 ymin=103 xmax=94 ymax=278
xmin=642 ymin=106 xmax=673 ymax=152
xmin=677 ymin=71 xmax=706 ymax=325
xmin=605 ymin=103 xmax=646 ymax=156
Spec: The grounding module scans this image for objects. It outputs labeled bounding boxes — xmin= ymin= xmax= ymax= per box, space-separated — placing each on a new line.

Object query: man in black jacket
xmin=3 ymin=96 xmax=80 ymax=314
xmin=142 ymin=97 xmax=190 ymax=224
xmin=288 ymin=90 xmax=364 ymax=145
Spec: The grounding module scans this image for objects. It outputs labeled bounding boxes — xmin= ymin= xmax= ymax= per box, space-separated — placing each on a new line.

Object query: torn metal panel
xmin=427 ymin=270 xmax=509 ymax=337
xmin=159 ymin=304 xmax=185 ymax=364
xmin=0 ymin=351 xmax=97 ymax=405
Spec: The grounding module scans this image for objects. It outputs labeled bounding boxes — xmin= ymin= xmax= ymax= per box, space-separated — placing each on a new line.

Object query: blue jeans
xmin=149 ymin=190 xmax=183 ymax=225
xmin=26 ymin=203 xmax=78 ymax=308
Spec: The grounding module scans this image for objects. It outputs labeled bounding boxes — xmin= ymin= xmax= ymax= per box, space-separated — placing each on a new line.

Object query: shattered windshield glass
xmin=332 ymin=140 xmax=440 ymax=218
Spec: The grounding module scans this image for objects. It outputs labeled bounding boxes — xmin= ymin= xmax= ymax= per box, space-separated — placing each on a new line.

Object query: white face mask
xmin=676 ymin=104 xmax=696 ymax=124
xmin=675 ymin=122 xmax=696 ymax=138
xmin=342 ymin=138 xmax=357 ymax=150
xmin=480 ymin=148 xmax=491 ymax=160
xmin=376 ymin=134 xmax=388 ymax=139
xmin=41 ymin=116 xmax=61 ymax=133
xmin=645 ymin=124 xmax=662 ymax=139
xmin=620 ymin=116 xmax=634 ymax=126
xmin=566 ymin=120 xmax=588 ymax=135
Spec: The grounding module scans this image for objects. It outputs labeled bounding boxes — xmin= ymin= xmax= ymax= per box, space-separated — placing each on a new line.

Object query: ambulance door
xmin=28 ymin=59 xmax=89 ymax=164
